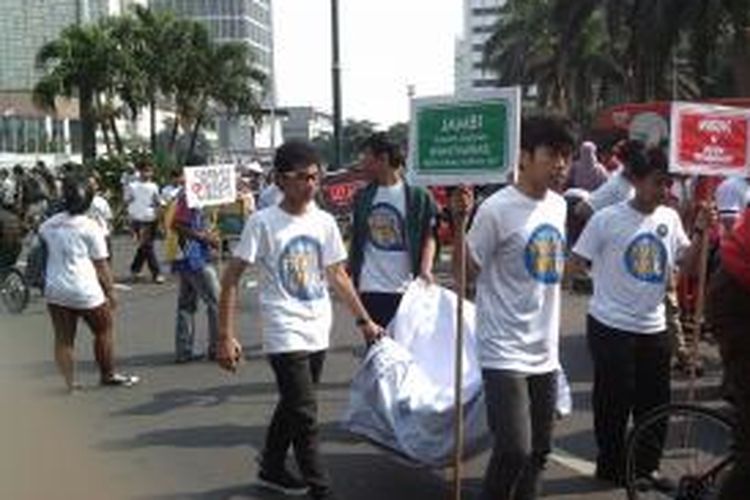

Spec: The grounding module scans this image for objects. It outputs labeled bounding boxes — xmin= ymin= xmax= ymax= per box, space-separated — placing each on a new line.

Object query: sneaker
xmin=101 ymin=373 xmax=140 ymax=387
xmin=153 ymin=275 xmax=166 ymax=284
xmin=257 ymin=468 xmax=308 ymax=496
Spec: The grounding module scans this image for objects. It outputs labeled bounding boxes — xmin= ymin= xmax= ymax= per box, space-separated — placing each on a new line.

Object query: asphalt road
xmin=0 ymin=235 xmax=724 ymax=500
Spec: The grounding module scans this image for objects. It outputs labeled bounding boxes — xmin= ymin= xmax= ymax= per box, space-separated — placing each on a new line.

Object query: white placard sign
xmin=184 ymin=164 xmax=237 ymax=208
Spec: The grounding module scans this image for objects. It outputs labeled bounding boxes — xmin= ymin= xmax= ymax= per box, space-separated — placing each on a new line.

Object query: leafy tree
xmin=33 ymin=23 xmax=118 ymax=161
xmin=312 ymin=119 xmax=378 ymax=168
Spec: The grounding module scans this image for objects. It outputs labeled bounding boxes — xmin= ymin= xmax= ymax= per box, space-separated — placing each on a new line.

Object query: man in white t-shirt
xmin=349 ymin=132 xmax=438 ymax=329
xmin=570 ymin=147 xmax=709 ymax=487
xmin=216 ymin=140 xmax=384 ymax=500
xmin=125 ymin=160 xmax=164 ymax=283
xmin=715 ymin=174 xmax=750 ymax=233
xmin=87 ymin=174 xmax=113 ymax=260
xmin=40 ymin=174 xmax=138 ymax=392
xmin=257 ymin=180 xmax=284 ymax=210
xmin=451 ymin=115 xmax=576 ymax=500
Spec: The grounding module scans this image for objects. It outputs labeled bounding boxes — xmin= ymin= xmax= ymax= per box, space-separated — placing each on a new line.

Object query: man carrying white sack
xmin=451 ymin=115 xmax=576 ymax=500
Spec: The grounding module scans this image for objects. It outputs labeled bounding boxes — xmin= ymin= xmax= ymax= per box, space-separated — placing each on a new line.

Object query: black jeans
xmin=359 ymin=292 xmax=402 ymax=329
xmin=586 ymin=315 xmax=671 ymax=480
xmin=263 ymin=350 xmax=330 ymax=498
xmin=130 ymin=220 xmax=160 ymax=278
xmin=481 ymin=369 xmax=557 ymax=500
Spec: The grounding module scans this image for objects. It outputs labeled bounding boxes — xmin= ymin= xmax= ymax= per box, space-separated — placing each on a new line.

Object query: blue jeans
xmin=174 ymin=265 xmax=219 ymax=360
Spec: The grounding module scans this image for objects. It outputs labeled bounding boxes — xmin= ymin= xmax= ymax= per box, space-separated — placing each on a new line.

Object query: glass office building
xmin=151 ymin=0 xmax=273 ymax=84
xmin=151 ymin=0 xmax=275 ymax=156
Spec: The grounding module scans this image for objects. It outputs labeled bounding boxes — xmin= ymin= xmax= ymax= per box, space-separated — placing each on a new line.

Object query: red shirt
xmin=721 ymin=207 xmax=750 ymax=292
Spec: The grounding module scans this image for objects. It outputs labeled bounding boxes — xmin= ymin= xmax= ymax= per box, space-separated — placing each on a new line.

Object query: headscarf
xmin=568 ymin=141 xmax=609 ymax=191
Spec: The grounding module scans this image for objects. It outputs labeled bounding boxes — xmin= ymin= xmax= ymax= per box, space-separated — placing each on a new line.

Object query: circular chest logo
xmin=656 ymin=224 xmax=669 ymax=238
xmin=524 ymin=224 xmax=566 ymax=284
xmin=367 ymin=202 xmax=406 ymax=251
xmin=277 ymin=235 xmax=325 ymax=301
xmin=624 ymin=233 xmax=667 ymax=283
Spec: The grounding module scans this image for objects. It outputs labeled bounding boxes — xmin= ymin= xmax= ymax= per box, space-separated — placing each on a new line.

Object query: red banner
xmin=670 ymin=103 xmax=750 ymax=177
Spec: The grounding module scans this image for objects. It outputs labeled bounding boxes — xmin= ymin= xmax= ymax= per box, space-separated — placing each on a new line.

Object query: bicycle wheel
xmin=625 ymin=403 xmax=735 ymax=500
xmin=0 ymin=267 xmax=30 ymax=313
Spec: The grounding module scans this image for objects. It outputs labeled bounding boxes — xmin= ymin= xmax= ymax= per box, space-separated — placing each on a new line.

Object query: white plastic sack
xmin=344 ymin=281 xmax=572 ymax=467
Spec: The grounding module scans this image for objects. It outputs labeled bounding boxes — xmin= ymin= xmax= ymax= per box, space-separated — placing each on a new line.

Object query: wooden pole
xmin=687 ymin=225 xmax=710 ymax=402
xmin=452 ymin=221 xmax=466 ymax=500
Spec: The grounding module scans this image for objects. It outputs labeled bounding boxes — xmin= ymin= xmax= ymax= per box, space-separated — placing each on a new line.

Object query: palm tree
xmin=483 ymin=0 xmax=624 ymax=121
xmin=34 ymin=23 xmax=117 ymax=161
xmin=131 ymin=5 xmax=179 ymax=154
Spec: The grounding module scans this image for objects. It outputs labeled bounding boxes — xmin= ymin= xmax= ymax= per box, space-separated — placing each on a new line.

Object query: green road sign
xmin=408 ymin=88 xmax=520 ymax=186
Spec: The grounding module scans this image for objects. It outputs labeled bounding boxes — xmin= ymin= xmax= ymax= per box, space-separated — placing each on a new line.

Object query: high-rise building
xmin=150 ymin=0 xmax=275 ymax=158
xmin=0 ymin=0 xmax=146 ymax=164
xmin=454 ymin=0 xmax=504 ymax=95
xmin=0 ymin=0 xmax=143 ymax=91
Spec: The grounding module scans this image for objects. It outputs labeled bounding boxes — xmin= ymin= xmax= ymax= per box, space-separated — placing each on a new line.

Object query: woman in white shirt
xmin=40 ymin=175 xmax=138 ymax=392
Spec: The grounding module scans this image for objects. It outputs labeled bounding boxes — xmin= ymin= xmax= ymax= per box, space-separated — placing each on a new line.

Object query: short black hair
xmin=361 ymin=132 xmax=403 ymax=168
xmin=620 ymin=140 xmax=669 ymax=179
xmin=62 ymin=174 xmax=94 ymax=215
xmin=274 ymin=140 xmax=321 ymax=173
xmin=521 ymin=115 xmax=577 ymax=155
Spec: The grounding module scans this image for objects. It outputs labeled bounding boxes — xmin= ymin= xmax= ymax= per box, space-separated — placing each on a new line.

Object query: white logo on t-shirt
xmin=367 ymin=202 xmax=406 ymax=251
xmin=277 ymin=235 xmax=325 ymax=301
xmin=524 ymin=224 xmax=566 ymax=284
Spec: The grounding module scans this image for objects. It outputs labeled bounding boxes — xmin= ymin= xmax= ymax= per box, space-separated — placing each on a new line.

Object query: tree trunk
xmin=96 ymin=95 xmax=112 ymax=154
xmin=168 ymin=117 xmax=180 ymax=153
xmin=109 ymin=115 xmax=124 ymax=155
xmin=186 ymin=113 xmax=204 ymax=166
xmin=79 ymin=86 xmax=97 ymax=162
xmin=150 ymin=95 xmax=157 ymax=154
xmin=731 ymin=28 xmax=750 ymax=96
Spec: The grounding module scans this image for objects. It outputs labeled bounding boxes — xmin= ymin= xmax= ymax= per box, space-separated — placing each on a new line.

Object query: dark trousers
xmin=708 ymin=268 xmax=750 ymax=500
xmin=263 ymin=350 xmax=330 ymax=498
xmin=481 ymin=369 xmax=557 ymax=500
xmin=130 ymin=220 xmax=160 ymax=278
xmin=359 ymin=292 xmax=402 ymax=329
xmin=586 ymin=315 xmax=671 ymax=479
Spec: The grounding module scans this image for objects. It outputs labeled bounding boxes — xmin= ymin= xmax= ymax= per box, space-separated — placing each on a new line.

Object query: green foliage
xmin=312 ymin=119 xmax=378 ymax=168
xmin=483 ymin=0 xmax=750 ymax=123
xmin=32 ymin=5 xmax=267 ymax=163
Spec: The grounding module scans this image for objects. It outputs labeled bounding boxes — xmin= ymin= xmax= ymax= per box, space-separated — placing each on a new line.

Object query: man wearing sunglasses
xmin=217 ymin=140 xmax=383 ymax=500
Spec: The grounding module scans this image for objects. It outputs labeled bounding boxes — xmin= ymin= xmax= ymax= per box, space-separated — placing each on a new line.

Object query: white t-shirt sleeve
xmin=85 ymin=223 xmax=109 ymax=260
xmin=233 ymin=213 xmax=266 ymax=264
xmin=572 ymin=212 xmax=603 ymax=262
xmin=323 ymin=215 xmax=347 ymax=266
xmin=466 ymin=201 xmax=499 ymax=267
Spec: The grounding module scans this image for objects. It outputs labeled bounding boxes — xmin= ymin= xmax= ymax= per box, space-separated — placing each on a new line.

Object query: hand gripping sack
xmin=344 ymin=281 xmax=573 ymax=467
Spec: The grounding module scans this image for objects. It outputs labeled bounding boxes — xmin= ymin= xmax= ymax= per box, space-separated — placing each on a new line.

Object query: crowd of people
xmin=1 ymin=116 xmax=748 ymax=500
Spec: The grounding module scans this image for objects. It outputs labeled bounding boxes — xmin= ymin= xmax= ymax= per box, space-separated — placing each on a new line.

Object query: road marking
xmin=244 ymin=279 xmax=258 ymax=289
xmin=549 ymin=447 xmax=596 ymax=476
